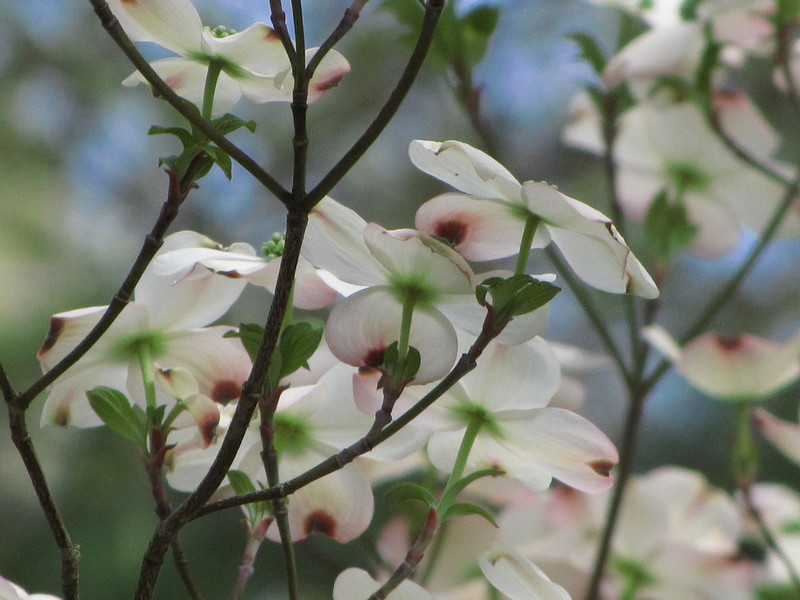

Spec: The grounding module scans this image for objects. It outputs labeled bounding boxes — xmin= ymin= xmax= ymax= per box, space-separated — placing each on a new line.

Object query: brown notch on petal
xmin=199 ymin=415 xmax=219 ymax=447
xmin=39 ymin=317 xmax=65 ymax=357
xmin=163 ymin=75 xmax=184 ymax=90
xmin=312 ymin=72 xmax=346 ymax=93
xmin=264 ymin=27 xmax=280 ymax=41
xmin=55 ymin=404 xmax=70 ymax=427
xmin=211 ymin=380 xmax=242 ymax=405
xmin=218 ymin=270 xmax=243 ymax=278
xmin=589 ymin=459 xmax=614 ymax=477
xmin=361 ymin=347 xmax=386 ymax=370
xmin=715 ymin=334 xmax=743 ymax=351
xmin=304 ymin=510 xmax=337 ymax=538
xmin=434 ymin=219 xmax=467 ymax=247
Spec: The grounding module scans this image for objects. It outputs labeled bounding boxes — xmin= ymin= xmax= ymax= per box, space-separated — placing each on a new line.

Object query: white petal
xmin=307 ymin=48 xmax=351 ymax=103
xmin=304 ymin=197 xmax=388 ymax=286
xmin=40 ymin=363 xmax=130 ymax=428
xmin=409 ymin=139 xmax=522 ymax=200
xmin=205 ymin=23 xmax=288 ymax=75
xmin=106 ymin=0 xmax=203 ymax=55
xmin=478 ymin=548 xmax=572 ymax=600
xmin=324 ymin=287 xmax=458 ymax=384
xmin=333 ymin=568 xmax=436 ymax=600
xmin=37 ymin=306 xmax=108 ymax=371
xmin=754 ymin=409 xmax=800 ymax=466
xmin=415 ymin=193 xmax=528 ymax=261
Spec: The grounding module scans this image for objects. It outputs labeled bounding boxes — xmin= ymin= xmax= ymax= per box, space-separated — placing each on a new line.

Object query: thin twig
xmin=0 ymin=360 xmax=15 ymax=401
xmin=369 ymin=508 xmax=439 ymax=600
xmin=87 ymin=0 xmax=291 ymax=205
xmin=304 ymin=0 xmax=446 ymax=210
xmin=306 ymin=0 xmax=370 ymax=80
xmin=8 ymin=404 xmax=80 ymax=600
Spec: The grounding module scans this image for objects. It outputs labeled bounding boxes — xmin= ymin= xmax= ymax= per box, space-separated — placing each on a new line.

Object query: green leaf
xmin=757 ymin=584 xmax=800 ymax=600
xmin=776 ymin=0 xmax=800 ymax=26
xmin=225 ymin=323 xmax=264 ymax=362
xmin=211 ymin=113 xmax=257 ymax=135
xmin=148 ymin=125 xmax=194 ymax=147
xmin=385 ymin=482 xmax=435 ymax=510
xmin=227 ymin=470 xmax=270 ymax=524
xmin=459 ymin=6 xmax=501 ymax=70
xmin=86 ymin=387 xmax=147 ymax=450
xmin=204 ymin=145 xmax=233 ymax=180
xmin=679 ymin=0 xmax=702 ymax=21
xmin=440 ymin=502 xmax=498 ymax=527
xmin=643 ymin=190 xmax=698 ymax=262
xmin=146 ymin=404 xmax=167 ymax=428
xmin=482 ymin=275 xmax=560 ymax=321
xmin=568 ymin=32 xmax=607 ymax=74
xmin=438 ymin=468 xmax=503 ymax=513
xmin=278 ymin=322 xmax=324 ymax=379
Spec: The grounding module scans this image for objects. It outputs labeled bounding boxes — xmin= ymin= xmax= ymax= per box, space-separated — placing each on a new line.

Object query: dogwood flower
xmin=425 ymin=336 xmax=619 ymax=493
xmin=302 ymin=197 xmax=479 ymax=384
xmin=644 ymin=325 xmax=800 ymax=401
xmin=409 ymin=140 xmax=658 ymax=298
xmin=107 ymin=0 xmax=350 ymax=115
xmin=38 ymin=231 xmax=251 ymax=429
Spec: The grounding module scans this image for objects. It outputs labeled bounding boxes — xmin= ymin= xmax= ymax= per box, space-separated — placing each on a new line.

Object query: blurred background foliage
xmin=1 ymin=0 xmax=799 ymax=597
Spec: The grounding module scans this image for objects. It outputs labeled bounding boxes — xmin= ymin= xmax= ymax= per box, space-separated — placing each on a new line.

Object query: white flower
xmin=409 ymin=140 xmax=658 ymax=298
xmin=107 ymin=0 xmax=350 ymax=115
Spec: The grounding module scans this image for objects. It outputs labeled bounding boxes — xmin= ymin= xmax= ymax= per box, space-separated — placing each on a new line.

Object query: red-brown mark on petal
xmin=121 ymin=0 xmax=138 ymax=3
xmin=55 ymin=404 xmax=70 ymax=427
xmin=434 ymin=219 xmax=468 ymax=247
xmin=715 ymin=335 xmax=743 ymax=351
xmin=264 ymin=28 xmax=280 ymax=41
xmin=212 ymin=380 xmax=242 ymax=405
xmin=311 ymin=71 xmax=346 ymax=93
xmin=304 ymin=510 xmax=337 ymax=538
xmin=361 ymin=346 xmax=386 ymax=369
xmin=39 ymin=316 xmax=65 ymax=357
xmin=199 ymin=414 xmax=219 ymax=447
xmin=589 ymin=459 xmax=614 ymax=477
xmin=218 ymin=269 xmax=243 ymax=279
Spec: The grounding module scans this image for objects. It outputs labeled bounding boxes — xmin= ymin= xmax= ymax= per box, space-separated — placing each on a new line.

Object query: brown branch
xmin=305 ymin=0 xmax=370 ymax=80
xmin=303 ymin=0 xmax=446 ymax=210
xmin=133 ymin=209 xmax=309 ymax=600
xmin=8 ymin=404 xmax=80 ymax=600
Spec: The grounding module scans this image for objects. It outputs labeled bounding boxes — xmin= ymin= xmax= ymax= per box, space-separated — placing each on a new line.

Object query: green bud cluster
xmin=206 ymin=25 xmax=237 ymax=38
xmin=262 ymin=232 xmax=286 ymax=260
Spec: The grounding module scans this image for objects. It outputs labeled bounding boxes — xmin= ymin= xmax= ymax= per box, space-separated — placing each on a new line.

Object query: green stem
xmin=201 ymin=61 xmax=223 ymax=121
xmin=514 ymin=214 xmax=539 ymax=275
xmin=618 ymin=577 xmax=641 ymax=600
xmin=438 ymin=416 xmax=483 ymax=515
xmin=137 ymin=344 xmax=157 ymax=414
xmin=397 ymin=294 xmax=417 ymax=366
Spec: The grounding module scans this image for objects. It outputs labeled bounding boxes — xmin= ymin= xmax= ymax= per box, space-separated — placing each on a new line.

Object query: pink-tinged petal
xmin=712 ymin=90 xmax=780 ymax=161
xmin=123 ymin=59 xmax=243 ymax=115
xmin=602 ymin=24 xmax=704 ymax=89
xmin=40 ymin=364 xmax=130 ymax=428
xmin=363 ymin=224 xmax=475 ymax=295
xmin=37 ymin=306 xmax=107 ymax=370
xmin=415 ymin=193 xmax=528 ymax=261
xmin=203 ymin=23 xmax=287 ymax=75
xmin=303 ymin=197 xmax=388 ymax=286
xmin=106 ymin=0 xmax=203 ymax=55
xmin=271 ymin=458 xmax=373 ymax=543
xmin=161 ymin=326 xmax=251 ymax=404
xmin=645 ymin=326 xmax=800 ymax=400
xmin=306 ymin=48 xmax=351 ymax=103
xmin=180 ymin=394 xmax=221 ymax=446
xmin=334 ymin=568 xmax=437 ymax=600
xmin=478 ymin=547 xmax=571 ymax=600
xmin=464 ymin=338 xmax=560 ymax=412
xmin=409 ymin=139 xmax=522 ymax=200
xmin=682 ymin=193 xmax=743 ymax=258
xmin=238 ymin=257 xmax=339 ymax=310
xmin=754 ymin=409 xmax=800 ymax=465
xmin=325 ymin=288 xmax=458 ymax=384
xmin=562 ymin=92 xmax=604 ymax=155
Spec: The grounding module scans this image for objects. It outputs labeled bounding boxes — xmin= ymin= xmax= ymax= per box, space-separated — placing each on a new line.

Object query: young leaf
xmin=148 ymin=125 xmax=194 ymax=147
xmin=438 ymin=468 xmax=504 ymax=513
xmin=644 ymin=190 xmax=698 ymax=263
xmin=228 ymin=470 xmax=271 ymax=524
xmin=86 ymin=387 xmax=147 ymax=450
xmin=568 ymin=32 xmax=608 ymax=74
xmin=211 ymin=113 xmax=257 ymax=136
xmin=278 ymin=322 xmax=324 ymax=379
xmin=204 ymin=145 xmax=233 ymax=180
xmin=440 ymin=502 xmax=498 ymax=527
xmin=385 ymin=482 xmax=436 ymax=510
xmin=225 ymin=323 xmax=265 ymax=362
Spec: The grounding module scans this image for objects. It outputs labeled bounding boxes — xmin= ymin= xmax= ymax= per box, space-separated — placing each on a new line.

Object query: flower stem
xmin=137 ymin=344 xmax=157 ymax=414
xmin=202 ymin=61 xmax=223 ymax=121
xmin=397 ymin=294 xmax=416 ymax=367
xmin=514 ymin=214 xmax=539 ymax=275
xmin=438 ymin=416 xmax=483 ymax=514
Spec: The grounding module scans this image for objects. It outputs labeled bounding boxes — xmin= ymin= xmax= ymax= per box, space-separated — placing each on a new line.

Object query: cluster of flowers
xmin=8 ymin=0 xmax=800 ymax=598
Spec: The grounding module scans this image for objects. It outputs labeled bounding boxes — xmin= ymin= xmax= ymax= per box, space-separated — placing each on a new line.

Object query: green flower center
xmin=453 ymin=403 xmax=502 ymax=438
xmin=389 ymin=274 xmax=438 ymax=309
xmin=110 ymin=331 xmax=166 ymax=363
xmin=666 ymin=162 xmax=710 ymax=195
xmin=273 ymin=413 xmax=312 ymax=456
xmin=206 ymin=25 xmax=237 ymax=39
